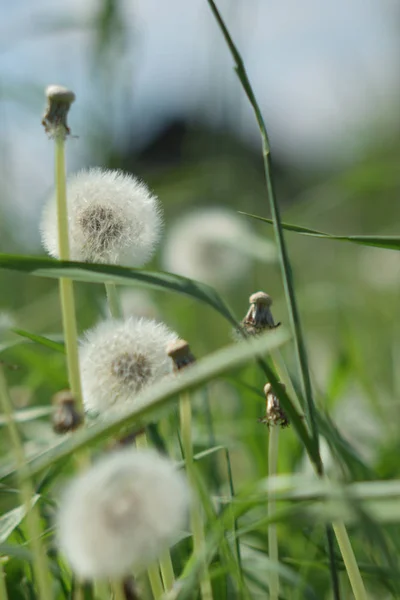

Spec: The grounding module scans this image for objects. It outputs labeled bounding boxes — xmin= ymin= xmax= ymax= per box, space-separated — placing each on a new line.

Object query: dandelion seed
xmin=241 ymin=291 xmax=280 ymax=336
xmin=56 ymin=448 xmax=189 ymax=579
xmin=162 ymin=208 xmax=268 ymax=287
xmin=80 ymin=317 xmax=177 ymax=415
xmin=41 ymin=168 xmax=162 ymax=265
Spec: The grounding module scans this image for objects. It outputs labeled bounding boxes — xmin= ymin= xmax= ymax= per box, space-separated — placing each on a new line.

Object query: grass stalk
xmin=333 ymin=522 xmax=368 ymax=600
xmin=180 ymin=392 xmax=213 ymax=600
xmin=0 ymin=366 xmax=52 ymax=600
xmin=105 ymin=282 xmax=123 ymax=319
xmin=111 ymin=581 xmax=126 ymax=600
xmin=54 ymin=134 xmax=83 ymax=413
xmin=268 ymin=425 xmax=280 ymax=600
xmin=203 ymin=2 xmax=367 ymax=598
xmin=0 ymin=560 xmax=8 ymax=600
xmin=135 ymin=431 xmax=175 ymax=596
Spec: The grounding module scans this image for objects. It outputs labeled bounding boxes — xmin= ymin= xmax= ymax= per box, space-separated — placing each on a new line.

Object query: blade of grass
xmin=240 ymin=212 xmax=400 ymax=251
xmin=11 ymin=329 xmax=65 ymax=354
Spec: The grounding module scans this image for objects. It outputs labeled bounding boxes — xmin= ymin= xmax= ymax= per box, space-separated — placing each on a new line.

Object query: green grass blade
xmin=205 ymin=0 xmax=320 ymax=460
xmin=240 ymin=212 xmax=400 ymax=251
xmin=0 ymin=253 xmax=238 ymax=328
xmin=6 ymin=330 xmax=293 ymax=482
xmin=11 ymin=329 xmax=65 ymax=353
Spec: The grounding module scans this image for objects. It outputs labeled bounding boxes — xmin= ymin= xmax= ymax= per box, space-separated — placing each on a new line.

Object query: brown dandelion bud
xmin=167 ymin=339 xmax=196 ymax=371
xmin=42 ymin=85 xmax=75 ymax=138
xmin=241 ymin=291 xmax=280 ymax=336
xmin=259 ymin=382 xmax=289 ymax=429
xmin=52 ymin=390 xmax=83 ymax=434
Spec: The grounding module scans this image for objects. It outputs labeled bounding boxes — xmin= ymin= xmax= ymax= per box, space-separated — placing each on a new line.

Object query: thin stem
xmin=55 ymin=135 xmax=83 ymax=414
xmin=204 ymin=2 xmax=356 ymax=597
xmin=268 ymin=426 xmax=279 ymax=600
xmin=105 ymin=282 xmax=124 ymax=319
xmin=0 ymin=560 xmax=8 ymax=600
xmin=0 ymin=367 xmax=52 ymax=600
xmin=111 ymin=581 xmax=126 ymax=600
xmin=332 ymin=522 xmax=368 ymax=600
xmin=180 ymin=392 xmax=213 ymax=600
xmin=135 ymin=432 xmax=174 ymax=596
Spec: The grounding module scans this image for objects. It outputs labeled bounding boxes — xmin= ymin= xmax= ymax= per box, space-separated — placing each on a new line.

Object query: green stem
xmin=105 ymin=282 xmax=123 ymax=319
xmin=180 ymin=393 xmax=213 ymax=600
xmin=111 ymin=581 xmax=126 ymax=600
xmin=0 ymin=367 xmax=52 ymax=600
xmin=0 ymin=560 xmax=8 ymax=600
xmin=204 ymin=3 xmax=353 ymax=598
xmin=332 ymin=522 xmax=368 ymax=600
xmin=268 ymin=426 xmax=279 ymax=600
xmin=55 ymin=135 xmax=83 ymax=414
xmin=135 ymin=432 xmax=175 ymax=596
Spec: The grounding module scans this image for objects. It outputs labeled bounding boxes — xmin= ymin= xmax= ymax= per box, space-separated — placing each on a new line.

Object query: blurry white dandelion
xmin=80 ymin=317 xmax=177 ymax=414
xmin=56 ymin=448 xmax=189 ymax=579
xmin=162 ymin=208 xmax=276 ymax=287
xmin=41 ymin=168 xmax=162 ymax=265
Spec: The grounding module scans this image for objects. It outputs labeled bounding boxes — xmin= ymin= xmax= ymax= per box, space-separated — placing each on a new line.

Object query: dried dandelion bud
xmin=241 ymin=291 xmax=280 ymax=336
xmin=80 ymin=317 xmax=177 ymax=415
xmin=260 ymin=382 xmax=289 ymax=428
xmin=167 ymin=339 xmax=195 ymax=371
xmin=52 ymin=390 xmax=83 ymax=434
xmin=41 ymin=168 xmax=162 ymax=266
xmin=56 ymin=448 xmax=189 ymax=579
xmin=42 ymin=85 xmax=75 ymax=138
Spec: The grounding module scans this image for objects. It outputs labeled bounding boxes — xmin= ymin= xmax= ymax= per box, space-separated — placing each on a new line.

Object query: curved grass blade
xmin=11 ymin=329 xmax=65 ymax=354
xmin=8 ymin=330 xmax=298 ymax=482
xmin=240 ymin=212 xmax=400 ymax=251
xmin=0 ymin=253 xmax=238 ymax=328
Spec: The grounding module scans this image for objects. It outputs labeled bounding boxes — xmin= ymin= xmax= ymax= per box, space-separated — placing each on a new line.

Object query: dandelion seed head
xmin=241 ymin=290 xmax=280 ymax=336
xmin=162 ymin=208 xmax=253 ymax=286
xmin=56 ymin=449 xmax=189 ymax=579
xmin=80 ymin=317 xmax=177 ymax=414
xmin=41 ymin=168 xmax=162 ymax=266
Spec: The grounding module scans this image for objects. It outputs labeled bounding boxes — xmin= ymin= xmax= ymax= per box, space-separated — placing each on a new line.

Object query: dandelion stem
xmin=268 ymin=425 xmax=279 ymax=600
xmin=0 ymin=560 xmax=8 ymax=600
xmin=180 ymin=392 xmax=213 ymax=600
xmin=54 ymin=134 xmax=83 ymax=414
xmin=135 ymin=432 xmax=175 ymax=596
xmin=0 ymin=366 xmax=52 ymax=600
xmin=111 ymin=581 xmax=126 ymax=600
xmin=105 ymin=282 xmax=123 ymax=319
xmin=203 ymin=2 xmax=369 ymax=598
xmin=332 ymin=522 xmax=368 ymax=600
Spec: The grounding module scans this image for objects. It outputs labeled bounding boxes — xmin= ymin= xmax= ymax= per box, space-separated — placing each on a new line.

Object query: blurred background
xmin=0 ymin=1 xmax=399 ymax=595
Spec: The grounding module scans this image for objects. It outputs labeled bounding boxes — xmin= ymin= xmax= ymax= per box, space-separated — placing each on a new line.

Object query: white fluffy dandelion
xmin=162 ymin=208 xmax=276 ymax=287
xmin=80 ymin=317 xmax=177 ymax=414
xmin=56 ymin=448 xmax=189 ymax=579
xmin=41 ymin=168 xmax=162 ymax=265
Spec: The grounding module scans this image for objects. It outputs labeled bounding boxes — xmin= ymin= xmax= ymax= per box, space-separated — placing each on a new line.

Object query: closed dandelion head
xmin=56 ymin=448 xmax=189 ymax=579
xmin=80 ymin=317 xmax=177 ymax=415
xmin=52 ymin=389 xmax=83 ymax=434
xmin=162 ymin=208 xmax=254 ymax=287
xmin=260 ymin=382 xmax=289 ymax=429
xmin=241 ymin=291 xmax=280 ymax=336
xmin=41 ymin=168 xmax=162 ymax=265
xmin=42 ymin=84 xmax=75 ymax=139
xmin=167 ymin=338 xmax=196 ymax=371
